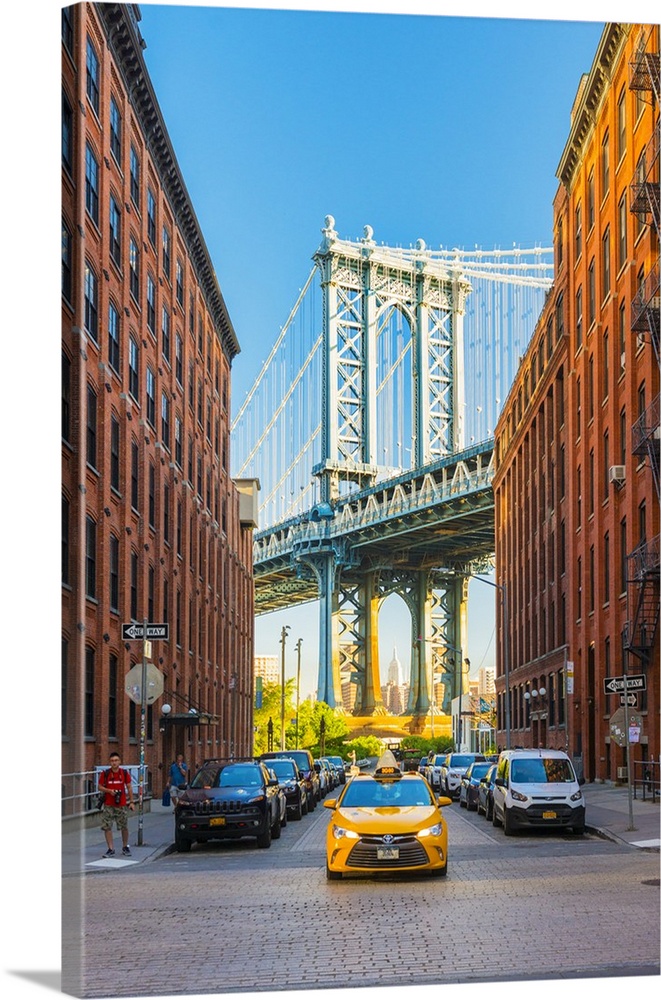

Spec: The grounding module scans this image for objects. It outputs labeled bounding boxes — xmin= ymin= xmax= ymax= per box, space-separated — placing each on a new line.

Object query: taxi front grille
xmin=347 ymin=835 xmax=428 ymax=869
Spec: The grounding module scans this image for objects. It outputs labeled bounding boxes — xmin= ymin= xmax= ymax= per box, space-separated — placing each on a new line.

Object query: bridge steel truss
xmin=253 ymin=443 xmax=495 ymax=721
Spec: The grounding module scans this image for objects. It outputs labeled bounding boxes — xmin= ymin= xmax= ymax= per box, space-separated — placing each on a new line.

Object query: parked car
xmin=260 ymin=749 xmax=320 ymax=810
xmin=419 ymin=757 xmax=430 ymax=779
xmin=399 ymin=748 xmax=423 ymax=772
xmin=491 ymin=748 xmax=586 ymax=835
xmin=476 ymin=763 xmax=497 ymax=820
xmin=262 ymin=756 xmax=307 ymax=820
xmin=326 ymin=755 xmax=347 ymax=785
xmin=459 ymin=761 xmax=493 ymax=811
xmin=323 ymin=750 xmax=453 ymax=880
xmin=173 ymin=759 xmax=286 ymax=852
xmin=320 ymin=757 xmax=339 ymax=789
xmin=314 ymin=759 xmax=330 ymax=797
xmin=426 ymin=753 xmax=449 ymax=790
xmin=439 ymin=753 xmax=487 ymax=798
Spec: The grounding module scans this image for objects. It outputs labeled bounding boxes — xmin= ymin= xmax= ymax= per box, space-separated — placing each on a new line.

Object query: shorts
xmin=100 ymin=805 xmax=129 ymax=831
xmin=169 ymin=785 xmax=184 ymax=804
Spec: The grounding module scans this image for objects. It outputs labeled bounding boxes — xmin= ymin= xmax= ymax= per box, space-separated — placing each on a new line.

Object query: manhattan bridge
xmin=232 ymin=217 xmax=553 ymax=739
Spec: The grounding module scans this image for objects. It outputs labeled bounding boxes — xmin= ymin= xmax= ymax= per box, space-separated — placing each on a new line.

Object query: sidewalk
xmin=62 ymin=781 xmax=660 ymax=876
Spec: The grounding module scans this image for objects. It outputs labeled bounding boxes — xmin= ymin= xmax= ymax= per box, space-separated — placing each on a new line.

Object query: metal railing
xmin=633 ymin=759 xmax=661 ymax=803
xmin=62 ymin=767 xmax=151 ymax=819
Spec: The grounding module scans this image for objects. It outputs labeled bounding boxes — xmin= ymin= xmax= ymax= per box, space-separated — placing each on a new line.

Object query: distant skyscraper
xmin=254 ymin=655 xmax=280 ymax=684
xmin=388 ymin=647 xmax=403 ymax=686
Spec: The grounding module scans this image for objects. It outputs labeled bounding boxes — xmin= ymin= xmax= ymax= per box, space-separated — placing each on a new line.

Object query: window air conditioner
xmin=609 ymin=465 xmax=626 ymax=485
xmin=617 ymin=766 xmax=628 ymax=780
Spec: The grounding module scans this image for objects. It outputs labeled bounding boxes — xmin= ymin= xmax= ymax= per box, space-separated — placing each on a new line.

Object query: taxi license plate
xmin=209 ymin=816 xmax=226 ymax=827
xmin=542 ymin=810 xmax=557 ymax=819
xmin=377 ymin=847 xmax=399 ymax=860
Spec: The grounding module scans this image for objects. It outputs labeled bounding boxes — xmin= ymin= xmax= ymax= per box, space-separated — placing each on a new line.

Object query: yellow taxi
xmin=323 ymin=750 xmax=453 ymax=880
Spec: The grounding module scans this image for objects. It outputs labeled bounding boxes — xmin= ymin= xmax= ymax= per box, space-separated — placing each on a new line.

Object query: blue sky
xmin=136 ymin=1 xmax=609 ymax=696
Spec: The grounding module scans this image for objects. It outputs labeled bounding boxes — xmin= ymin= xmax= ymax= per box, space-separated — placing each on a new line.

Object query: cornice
xmin=97 ymin=4 xmax=241 ymax=361
xmin=556 ymin=23 xmax=627 ymax=190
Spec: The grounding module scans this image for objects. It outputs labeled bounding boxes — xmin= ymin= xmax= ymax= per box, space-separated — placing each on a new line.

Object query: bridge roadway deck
xmin=253 ymin=441 xmax=495 ymax=613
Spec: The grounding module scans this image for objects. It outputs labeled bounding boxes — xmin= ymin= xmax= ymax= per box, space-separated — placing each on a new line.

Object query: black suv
xmin=173 ymin=759 xmax=286 ymax=852
xmin=260 ymin=750 xmax=320 ymax=810
xmin=261 ymin=756 xmax=307 ymax=820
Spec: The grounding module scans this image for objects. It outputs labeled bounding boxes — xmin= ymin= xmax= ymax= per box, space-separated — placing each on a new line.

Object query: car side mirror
xmin=495 ymin=777 xmax=505 ymax=787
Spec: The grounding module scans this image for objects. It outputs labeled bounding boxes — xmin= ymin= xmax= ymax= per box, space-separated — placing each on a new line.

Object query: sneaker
xmin=121 ymin=846 xmax=131 ymax=857
xmin=102 ymin=848 xmax=115 ymax=858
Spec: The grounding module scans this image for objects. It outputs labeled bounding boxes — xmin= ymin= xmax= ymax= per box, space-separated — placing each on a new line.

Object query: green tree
xmin=252 ymin=679 xmax=296 ymax=755
xmin=286 ymin=699 xmax=350 ymax=753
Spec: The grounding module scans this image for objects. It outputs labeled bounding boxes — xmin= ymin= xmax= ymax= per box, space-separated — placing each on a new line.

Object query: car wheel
xmin=293 ymin=800 xmax=303 ymax=821
xmin=467 ymin=796 xmax=476 ymax=812
xmin=486 ymin=799 xmax=493 ymax=821
xmin=326 ymin=864 xmax=342 ymax=881
xmin=272 ymin=812 xmax=282 ymax=840
xmin=257 ymin=821 xmax=272 ymax=849
xmin=301 ymin=796 xmax=309 ymax=817
xmin=308 ymin=793 xmax=316 ymax=812
xmin=492 ymin=802 xmax=502 ymax=827
xmin=174 ymin=831 xmax=192 ymax=853
xmin=503 ymin=807 xmax=515 ymax=836
xmin=573 ymin=823 xmax=585 ymax=835
xmin=459 ymin=793 xmax=467 ymax=808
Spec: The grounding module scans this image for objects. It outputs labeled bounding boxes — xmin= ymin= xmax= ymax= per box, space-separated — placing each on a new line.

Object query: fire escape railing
xmin=624 ymin=534 xmax=661 ymax=663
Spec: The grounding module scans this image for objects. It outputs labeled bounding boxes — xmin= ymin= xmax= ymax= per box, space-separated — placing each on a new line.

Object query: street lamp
xmin=279 ymin=625 xmax=290 ymax=750
xmin=441 ymin=642 xmax=464 ymax=752
xmin=294 ymin=637 xmax=302 ymax=748
xmin=471 ymin=576 xmax=511 ymax=750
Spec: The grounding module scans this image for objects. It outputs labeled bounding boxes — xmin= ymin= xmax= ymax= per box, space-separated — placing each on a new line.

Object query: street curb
xmin=586 ymin=823 xmax=661 ymax=852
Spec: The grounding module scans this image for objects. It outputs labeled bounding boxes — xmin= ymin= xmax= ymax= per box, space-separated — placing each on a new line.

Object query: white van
xmin=491 ymin=748 xmax=585 ymax=835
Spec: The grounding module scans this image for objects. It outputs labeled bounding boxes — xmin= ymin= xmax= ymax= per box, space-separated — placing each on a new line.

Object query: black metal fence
xmin=633 ymin=759 xmax=660 ymax=803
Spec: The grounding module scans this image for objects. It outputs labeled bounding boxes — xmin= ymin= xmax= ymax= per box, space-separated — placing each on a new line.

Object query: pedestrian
xmin=98 ymin=752 xmax=135 ymax=858
xmin=167 ymin=753 xmax=189 ymax=808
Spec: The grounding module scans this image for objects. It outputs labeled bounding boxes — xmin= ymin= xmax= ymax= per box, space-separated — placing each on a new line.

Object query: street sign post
xmin=122 ymin=619 xmax=169 ymax=844
xmin=619 ymin=693 xmax=637 ymax=707
xmin=606 ymin=673 xmax=645 ymax=832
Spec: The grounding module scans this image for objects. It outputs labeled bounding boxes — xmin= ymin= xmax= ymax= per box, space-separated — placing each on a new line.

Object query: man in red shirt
xmin=98 ymin=752 xmax=135 ymax=858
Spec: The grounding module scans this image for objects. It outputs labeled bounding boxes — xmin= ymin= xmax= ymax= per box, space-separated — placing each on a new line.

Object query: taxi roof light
xmin=373 ymin=749 xmax=403 ymax=780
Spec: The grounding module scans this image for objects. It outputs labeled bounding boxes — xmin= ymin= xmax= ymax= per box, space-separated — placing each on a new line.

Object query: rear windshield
xmin=340 ymin=778 xmax=434 ymax=808
xmin=511 ymin=758 xmax=576 ymax=784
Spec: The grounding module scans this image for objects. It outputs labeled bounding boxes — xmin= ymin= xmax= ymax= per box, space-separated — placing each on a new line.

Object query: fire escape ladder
xmin=632 ymin=393 xmax=661 ymax=503
xmin=625 ymin=535 xmax=661 ymax=663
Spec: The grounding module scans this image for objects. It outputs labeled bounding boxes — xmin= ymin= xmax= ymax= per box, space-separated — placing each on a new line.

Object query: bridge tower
xmin=309 ymin=217 xmax=473 ymax=719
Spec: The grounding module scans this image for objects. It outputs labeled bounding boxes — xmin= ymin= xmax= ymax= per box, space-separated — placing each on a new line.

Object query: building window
xmin=577 ymin=556 xmax=582 ymax=620
xmin=175 ymin=333 xmax=183 ymax=386
xmin=85 ymin=516 xmax=97 ymax=599
xmin=620 ymin=408 xmax=627 ymax=466
xmin=110 ymin=97 xmax=122 ymax=163
xmin=86 ymin=36 xmax=99 ymax=115
xmin=574 ymin=202 xmax=582 ymax=259
xmin=131 ymin=440 xmax=139 ymax=510
xmin=129 ymin=238 xmax=140 ymax=303
xmin=175 ymin=415 xmax=183 ymax=468
xmin=147 ymin=188 xmax=157 ymax=247
xmin=616 ymin=87 xmax=626 ymax=163
xmin=62 ymin=220 xmax=72 ymax=303
xmin=85 ymin=647 xmax=95 ymax=738
xmin=162 ymin=226 xmax=171 ymax=281
xmin=108 ymin=301 xmax=120 ymax=374
xmin=62 ymin=6 xmax=73 ymax=53
xmin=575 ymin=286 xmax=583 ymax=350
xmin=84 ymin=261 xmax=98 ymax=341
xmin=554 ymin=294 xmax=564 ymax=342
xmin=108 ymin=654 xmax=118 ymax=739
xmin=176 ymin=260 xmax=184 ymax=306
xmin=576 ymin=466 xmax=582 ymax=528
xmin=177 ymin=500 xmax=183 ymax=558
xmin=588 ymin=258 xmax=596 ymax=327
xmin=604 ymin=533 xmax=610 ymax=605
xmin=85 ymin=143 xmax=99 ymax=225
xmin=555 ymin=215 xmax=563 ymax=268
xmin=130 ymin=550 xmax=139 ymax=619
xmin=149 ymin=463 xmax=156 ymax=529
xmin=146 ymin=274 xmax=156 ymax=334
xmin=164 ymin=484 xmax=170 ymax=545
xmin=617 ymin=195 xmax=627 ymax=271
xmin=162 ymin=306 xmax=171 ymax=364
xmin=129 ymin=336 xmax=139 ymax=401
xmin=110 ymin=415 xmax=120 ymax=491
xmin=146 ymin=367 xmax=156 ymax=427
xmin=62 ymin=91 xmax=73 ymax=172
xmin=109 ymin=195 xmax=122 ymax=267
xmin=587 ymin=169 xmax=595 ymax=230
xmin=620 ymin=519 xmax=627 ymax=594
xmin=587 ymin=354 xmax=594 ymax=422
xmin=603 ymin=331 xmax=609 ymax=400
xmin=62 ymin=352 xmax=71 ymax=442
xmin=110 ymin=533 xmax=119 ymax=612
xmin=603 ymin=431 xmax=609 ymax=501
xmin=601 ymin=227 xmax=611 ymax=299
xmin=618 ymin=301 xmax=626 ymax=374
xmin=86 ymin=384 xmax=97 ymax=469
xmin=600 ymin=131 xmax=610 ymax=199
xmin=161 ymin=392 xmax=170 ymax=450
xmin=148 ymin=564 xmax=155 ymax=621
xmin=62 ymin=494 xmax=70 ymax=585
xmin=130 ymin=145 xmax=141 ymax=209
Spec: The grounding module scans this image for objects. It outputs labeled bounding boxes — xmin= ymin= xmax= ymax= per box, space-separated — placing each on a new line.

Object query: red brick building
xmin=62 ymin=3 xmax=258 ymax=808
xmin=493 ymin=23 xmax=659 ymax=781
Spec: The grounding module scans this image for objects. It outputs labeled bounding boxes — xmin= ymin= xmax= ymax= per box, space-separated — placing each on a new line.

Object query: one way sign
xmin=122 ymin=622 xmax=169 ymax=641
xmin=603 ymin=674 xmax=646 ymax=694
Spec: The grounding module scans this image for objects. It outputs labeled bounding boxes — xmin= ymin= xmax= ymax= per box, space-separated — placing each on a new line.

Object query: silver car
xmin=439 ymin=753 xmax=486 ymax=798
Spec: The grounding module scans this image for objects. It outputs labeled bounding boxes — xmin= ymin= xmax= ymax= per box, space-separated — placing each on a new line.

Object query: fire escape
xmin=625 ymin=32 xmax=660 ymax=670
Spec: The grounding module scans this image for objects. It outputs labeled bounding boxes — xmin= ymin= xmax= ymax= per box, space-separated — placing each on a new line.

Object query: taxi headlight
xmin=332 ymin=824 xmax=359 ymax=839
xmin=418 ymin=823 xmax=442 ymax=837
xmin=511 ymin=789 xmax=528 ymax=803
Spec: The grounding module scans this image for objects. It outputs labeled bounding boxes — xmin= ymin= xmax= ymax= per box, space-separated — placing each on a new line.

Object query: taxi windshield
xmin=341 ymin=778 xmax=434 ymax=808
xmin=510 ymin=758 xmax=575 ymax=783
